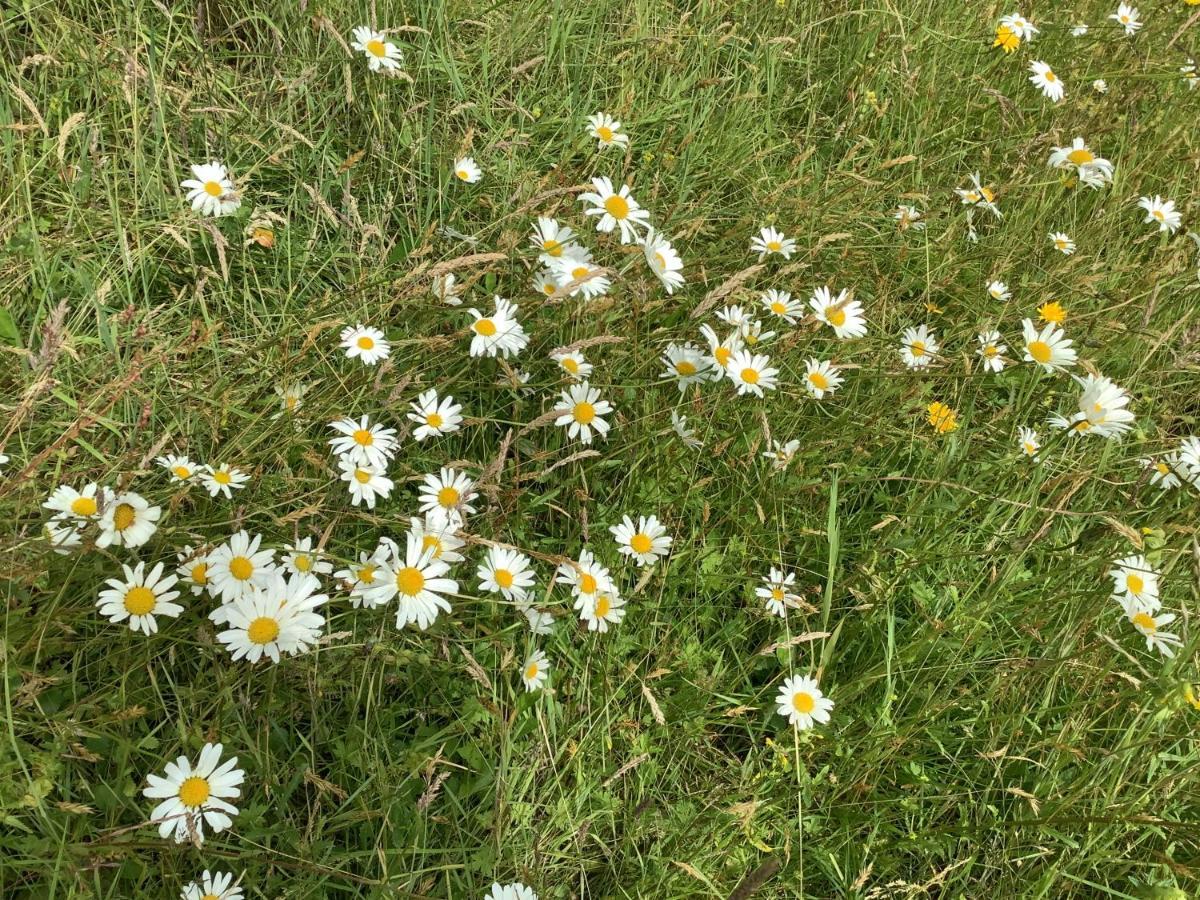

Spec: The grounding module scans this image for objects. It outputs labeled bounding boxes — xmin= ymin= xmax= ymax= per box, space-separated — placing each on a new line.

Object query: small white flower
xmin=328 ymin=415 xmax=398 ymax=469
xmin=467 ymin=297 xmax=529 ymax=358
xmin=894 ymin=205 xmax=925 ymax=231
xmin=986 ymin=280 xmax=1011 ymax=302
xmin=803 ymin=359 xmax=843 ymax=399
xmin=642 ymin=227 xmax=685 ymax=294
xmin=529 ymin=217 xmax=578 ymax=264
xmin=586 ymin=112 xmax=629 ymax=150
xmin=725 ymin=349 xmax=779 ymax=398
xmin=96 ymin=491 xmax=161 ymax=549
xmin=477 ymin=546 xmax=537 ymax=603
xmin=1137 ymin=196 xmax=1182 ymax=234
xmin=1049 ymin=232 xmax=1076 ymax=255
xmin=551 ymin=350 xmax=593 ymax=381
xmin=417 ymin=467 xmax=478 ymax=525
xmin=610 ymin=514 xmax=671 ymax=567
xmin=198 ymin=464 xmax=250 ymax=499
xmin=96 ymin=561 xmax=183 ymax=635
xmin=180 ymin=161 xmax=240 ymax=217
xmin=350 ymin=26 xmax=403 ymax=72
xmin=1092 ymin=79 xmax=1108 ymax=94
xmin=452 ymin=156 xmax=481 ymax=183
xmin=976 ymin=330 xmax=1008 ymax=373
xmin=143 ymin=742 xmax=243 ymax=844
xmin=762 ymin=439 xmax=800 ymax=471
xmin=750 ymin=226 xmax=796 ymax=260
xmin=552 ymin=381 xmax=613 ymax=445
xmin=755 ymin=567 xmax=800 ymax=617
xmin=1018 ymin=426 xmax=1041 ymax=461
xmin=1108 ymin=3 xmax=1141 ymax=37
xmin=1028 ymin=60 xmax=1065 ymax=103
xmin=521 ymin=648 xmax=550 ymax=691
xmin=671 ymin=411 xmax=703 ymax=449
xmin=339 ymin=458 xmax=394 ymax=509
xmin=899 ymin=325 xmax=939 ymax=369
xmin=578 ymin=176 xmax=650 ymax=244
xmin=282 ymin=537 xmax=333 ymax=578
xmin=408 ymin=389 xmax=463 ymax=442
xmin=774 ymin=674 xmax=834 ymax=729
xmin=809 ymin=286 xmax=867 ymax=339
xmin=340 ymin=324 xmax=390 ymax=365
xmin=157 ymin=454 xmax=199 ymax=483
xmin=432 ymin=273 xmax=463 ymax=306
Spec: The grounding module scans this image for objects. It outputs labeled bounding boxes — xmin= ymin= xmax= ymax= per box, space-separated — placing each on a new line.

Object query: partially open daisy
xmin=1119 ymin=595 xmax=1181 ymax=658
xmin=775 ymin=675 xmax=833 ymax=729
xmin=763 ymin=438 xmax=801 ymax=471
xmin=180 ymin=161 xmax=240 ymax=218
xmin=206 ymin=530 xmax=278 ymax=607
xmin=452 ymin=156 xmax=481 ymax=183
xmin=550 ymin=248 xmax=612 ymax=300
xmin=1028 ymin=61 xmax=1065 ymax=103
xmin=217 ymin=572 xmax=327 ymax=663
xmin=283 ymin=537 xmax=333 ymax=578
xmin=1143 ymin=454 xmax=1182 ymax=490
xmin=530 ymin=217 xmax=578 ymax=263
xmin=1138 ymin=196 xmax=1182 ymax=234
xmin=532 ymin=268 xmax=559 ymax=297
xmin=370 ymin=532 xmax=459 ymax=630
xmin=551 ymin=350 xmax=593 ymax=381
xmin=587 ymin=112 xmax=629 ymax=150
xmin=350 ymin=26 xmax=403 ymax=72
xmin=199 ymin=464 xmax=250 ymax=499
xmin=750 ymin=226 xmax=796 ymax=260
xmin=274 ymin=382 xmax=309 ymax=417
xmin=557 ymin=548 xmax=614 ymax=606
xmin=642 ymin=227 xmax=685 ymax=294
xmin=418 ymin=467 xmax=478 ymax=524
xmin=761 ymin=289 xmax=803 ymax=324
xmin=726 ymin=349 xmax=778 ymax=398
xmin=1049 ymin=232 xmax=1076 ymax=254
xmin=157 ymin=454 xmax=198 ymax=483
xmin=1021 ymin=319 xmax=1076 ymax=372
xmin=976 ymin=330 xmax=1008 ymax=373
xmin=580 ymin=589 xmax=626 ymax=632
xmin=328 ymin=415 xmax=398 ymax=469
xmin=408 ymin=389 xmax=463 ymax=442
xmin=553 ymin=381 xmax=613 ymax=444
xmin=407 ymin=511 xmax=466 ymax=564
xmin=611 ymin=514 xmax=671 ymax=567
xmin=97 ymin=561 xmax=183 ymax=635
xmin=335 ymin=542 xmax=395 ymax=609
xmin=809 ymin=286 xmax=867 ymax=339
xmin=739 ymin=319 xmax=776 ymax=348
xmin=954 ymin=173 xmax=1001 ymax=217
xmin=339 ymin=457 xmax=394 ymax=509
xmin=44 ymin=482 xmax=107 ymax=520
xmin=44 ymin=513 xmax=85 ymax=554
xmin=894 ymin=205 xmax=925 ymax=231
xmin=804 ymin=359 xmax=843 ymax=399
xmin=467 ymin=297 xmax=529 ymax=358
xmin=432 ymin=273 xmax=463 ymax=306
xmin=986 ymin=280 xmax=1011 ymax=302
xmin=578 ymin=176 xmax=650 ymax=243
xmin=181 ymin=870 xmax=244 ymax=900
xmin=756 ymin=567 xmax=800 ymax=618
xmin=176 ymin=546 xmax=211 ymax=596
xmin=521 ymin=648 xmax=550 ymax=691
xmin=1018 ymin=427 xmax=1041 ymax=461
xmin=96 ymin=491 xmax=161 ymax=549
xmin=927 ymin=401 xmax=959 ymax=434
xmin=899 ymin=325 xmax=938 ymax=369
xmin=671 ymin=411 xmax=703 ymax=449
xmin=522 ymin=606 xmax=556 ymax=635
xmin=1109 ymin=554 xmax=1160 ymax=612
xmin=143 ymin=742 xmax=243 ymax=844
xmin=478 ymin=546 xmax=536 ymax=603
xmin=1047 ymin=138 xmax=1114 ymax=189
xmin=340 ymin=324 xmax=390 ymax=365
xmin=699 ymin=324 xmax=744 ymax=375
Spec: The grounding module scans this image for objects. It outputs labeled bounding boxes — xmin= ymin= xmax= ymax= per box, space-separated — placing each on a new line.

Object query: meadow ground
xmin=3 ymin=0 xmax=1200 ymax=897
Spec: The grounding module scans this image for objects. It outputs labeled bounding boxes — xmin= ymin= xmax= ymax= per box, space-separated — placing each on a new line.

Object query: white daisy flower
xmin=1021 ymin=319 xmax=1076 ymax=372
xmin=371 ymin=532 xmax=459 ymax=630
xmin=750 ymin=226 xmax=796 ymax=260
xmin=198 ymin=464 xmax=250 ymax=499
xmin=1109 ymin=554 xmax=1160 ymax=612
xmin=143 ymin=742 xmax=243 ymax=844
xmin=738 ymin=319 xmax=776 ymax=348
xmin=1175 ymin=437 xmax=1200 ymax=485
xmin=587 ymin=112 xmax=629 ymax=150
xmin=532 ymin=267 xmax=559 ymax=298
xmin=1072 ymin=373 xmax=1135 ymax=439
xmin=976 ymin=330 xmax=1008 ymax=373
xmin=340 ymin=324 xmax=390 ymax=365
xmin=899 ymin=325 xmax=938 ymax=369
xmin=955 ymin=173 xmax=1001 ymax=218
xmin=660 ymin=341 xmax=712 ymax=391
xmin=408 ymin=389 xmax=463 ymax=442
xmin=181 ymin=870 xmax=243 ymax=900
xmin=282 ymin=537 xmax=333 ymax=578
xmin=671 ymin=411 xmax=703 ymax=449
xmin=775 ymin=674 xmax=833 ymax=729
xmin=1049 ymin=232 xmax=1076 ymax=254
xmin=407 ymin=511 xmax=465 ymax=564
xmin=484 ymin=882 xmax=538 ymax=900
xmin=44 ymin=482 xmax=107 ymax=519
xmin=578 ymin=176 xmax=650 ymax=244
xmin=716 ymin=305 xmax=749 ymax=328
xmin=809 ymin=286 xmax=867 ymax=338
xmin=522 ymin=648 xmax=550 ymax=691
xmin=96 ymin=491 xmax=161 ymax=549
xmin=725 ymin=349 xmax=778 ymax=398
xmin=1047 ymin=138 xmax=1114 ymax=189
xmin=986 ymin=280 xmax=1011 ymax=302
xmin=756 ymin=567 xmax=800 ymax=618
xmin=432 ymin=273 xmax=463 ymax=306
xmin=763 ymin=438 xmax=801 ymax=471
xmin=553 ymin=381 xmax=613 ymax=444
xmin=803 ymin=359 xmax=843 ymax=399
xmin=274 ymin=382 xmax=309 ymax=415
xmin=557 ymin=548 xmax=614 ymax=605
xmin=478 ymin=546 xmax=536 ymax=603
xmin=218 ymin=572 xmax=327 ymax=664
xmin=641 ymin=227 xmax=685 ymax=294
xmin=328 ymin=415 xmax=398 ymax=469
xmin=44 ymin=512 xmax=85 ymax=554
xmin=417 ymin=467 xmax=478 ymax=524
xmin=1144 ymin=455 xmax=1182 ymax=490
xmin=176 ymin=546 xmax=211 ymax=596
xmin=335 ymin=542 xmax=395 ymax=609
xmin=1000 ymin=13 xmax=1038 ymax=41
xmin=529 ymin=217 xmax=578 ymax=263
xmin=1071 ymin=23 xmax=1089 ymax=37
xmin=761 ymin=289 xmax=803 ymax=323
xmin=338 ymin=457 xmax=394 ymax=509
xmin=205 ymin=531 xmax=278 ymax=607
xmin=1028 ymin=60 xmax=1065 ymax=103
xmin=1092 ymin=79 xmax=1108 ymax=94
xmin=894 ymin=205 xmax=925 ymax=231
xmin=1182 ymin=59 xmax=1199 ymax=91
xmin=1018 ymin=426 xmax=1041 ymax=461
xmin=699 ymin=323 xmax=744 ymax=375
xmin=97 ymin=561 xmax=183 ymax=635
xmin=1109 ymin=3 xmax=1141 ymax=36
xmin=610 ymin=514 xmax=671 ymax=567
xmin=467 ymin=297 xmax=529 ymax=358
xmin=1120 ymin=596 xmax=1182 ymax=658
xmin=350 ymin=26 xmax=403 ymax=72
xmin=550 ymin=248 xmax=612 ymax=300
xmin=551 ymin=350 xmax=593 ymax=381
xmin=180 ymin=161 xmax=239 ymax=217
xmin=452 ymin=156 xmax=481 ymax=183
xmin=1137 ymin=196 xmax=1182 ymax=234
xmin=157 ymin=454 xmax=198 ymax=483
xmin=580 ymin=589 xmax=625 ymax=632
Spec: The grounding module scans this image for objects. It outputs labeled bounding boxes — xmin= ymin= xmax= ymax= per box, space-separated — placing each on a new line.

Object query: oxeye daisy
xmin=955 ymin=173 xmax=1001 ymax=218
xmin=468 ymin=297 xmax=529 ymax=358
xmin=340 ymin=324 xmax=390 ymax=365
xmin=976 ymin=330 xmax=1008 ymax=373
xmin=610 ymin=514 xmax=671 ymax=567
xmin=1144 ymin=455 xmax=1182 ymax=490
xmin=328 ymin=415 xmax=398 ymax=469
xmin=217 ymin=572 xmax=327 ymax=663
xmin=716 ymin=305 xmax=749 ymax=328
xmin=927 ymin=401 xmax=958 ymax=434
xmin=1074 ymin=374 xmax=1135 ymax=439
xmin=369 ymin=533 xmax=459 ymax=629
xmin=408 ymin=389 xmax=463 ymax=442
xmin=986 ymin=280 xmax=1011 ymax=302
xmin=96 ymin=491 xmax=161 ymax=549
xmin=756 ymin=567 xmax=800 ymax=618
xmin=557 ymin=548 xmax=614 ymax=603
xmin=530 ymin=217 xmax=578 ymax=263
xmin=274 ymin=382 xmax=308 ymax=416
xmin=809 ymin=286 xmax=867 ymax=338
xmin=432 ymin=273 xmax=463 ymax=306
xmin=1018 ymin=426 xmax=1041 ymax=461
xmin=408 ymin=511 xmax=465 ymax=563
xmin=894 ymin=205 xmax=925 ymax=231
xmin=642 ymin=227 xmax=685 ymax=294
xmin=418 ymin=467 xmax=478 ymax=524
xmin=338 ymin=457 xmax=394 ymax=509
xmin=1021 ymin=319 xmax=1076 ymax=372
xmin=484 ymin=882 xmax=538 ymax=900
xmin=762 ymin=438 xmax=801 ymax=471
xmin=1138 ymin=196 xmax=1182 ymax=234
xmin=283 ymin=537 xmax=332 ymax=578
xmin=775 ymin=675 xmax=833 ymax=730
xmin=180 ymin=161 xmax=240 ymax=217
xmin=532 ymin=268 xmax=559 ymax=297
xmin=1000 ymin=13 xmax=1038 ymax=41
xmin=97 ymin=561 xmax=183 ymax=635
xmin=1047 ymin=138 xmax=1114 ymax=189
xmin=44 ymin=482 xmax=107 ymax=520
xmin=587 ymin=112 xmax=629 ymax=150
xmin=726 ymin=349 xmax=778 ymax=398
xmin=1092 ymin=79 xmax=1108 ymax=94
xmin=900 ymin=325 xmax=938 ymax=369
xmin=44 ymin=513 xmax=85 ymax=554
xmin=335 ymin=542 xmax=394 ymax=609
xmin=578 ymin=176 xmax=650 ymax=244
xmin=659 ymin=341 xmax=711 ymax=391
xmin=521 ymin=648 xmax=549 ymax=691
xmin=551 ymin=350 xmax=593 ymax=381
xmin=478 ymin=546 xmax=537 ymax=602
xmin=157 ymin=454 xmax=198 ymax=483
xmin=176 ymin=546 xmax=211 ymax=596
xmin=1120 ymin=597 xmax=1182 ymax=658
xmin=199 ymin=464 xmax=250 ymax=499
xmin=699 ymin=324 xmax=743 ymax=375
xmin=761 ymin=289 xmax=803 ymax=323
xmin=671 ymin=411 xmax=703 ymax=449
xmin=553 ymin=381 xmax=613 ymax=444
xmin=1109 ymin=3 xmax=1141 ymax=36
xmin=205 ymin=531 xmax=277 ymax=607
xmin=350 ymin=26 xmax=403 ymax=71
xmin=580 ymin=589 xmax=625 ymax=632
xmin=143 ymin=742 xmax=243 ymax=844
xmin=1038 ymin=301 xmax=1066 ymax=325
xmin=522 ymin=606 xmax=556 ymax=635
xmin=1182 ymin=59 xmax=1199 ymax=91
xmin=738 ymin=319 xmax=776 ymax=347
xmin=452 ymin=156 xmax=481 ymax=183
xmin=550 ymin=249 xmax=611 ymax=300
xmin=803 ymin=359 xmax=843 ymax=399
xmin=1178 ymin=437 xmax=1200 ymax=485
xmin=1109 ymin=554 xmax=1160 ymax=611
xmin=1028 ymin=61 xmax=1065 ymax=102
xmin=750 ymin=226 xmax=796 ymax=260
xmin=181 ymin=870 xmax=243 ymax=900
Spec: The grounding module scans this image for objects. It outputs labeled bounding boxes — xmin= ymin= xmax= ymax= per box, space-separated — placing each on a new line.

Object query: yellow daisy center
xmin=123 ymin=586 xmax=156 ymax=616
xmin=494 ymin=568 xmax=514 ymax=589
xmin=437 ymin=486 xmax=460 ymax=508
xmin=604 ymin=195 xmax=630 ymax=219
xmin=456 ymin=168 xmax=471 ymax=181
xmin=543 ymin=238 xmax=562 ymax=256
xmin=1066 ymin=148 xmax=1094 ymax=166
xmin=1153 ymin=210 xmax=1165 ymax=221
xmin=357 ymin=565 xmax=377 ymax=584
xmin=213 ymin=469 xmax=232 ymax=485
xmin=571 ymin=266 xmax=590 ymax=280
xmin=366 ymin=39 xmax=386 ymax=57
xmin=354 ymin=469 xmax=372 ymax=484
xmin=191 ymin=563 xmax=208 ymax=584
xmin=771 ymin=588 xmax=784 ymax=601
xmin=676 ymin=360 xmax=697 ymax=376
xmin=766 ymin=240 xmax=782 ymax=252
xmin=353 ymin=429 xmax=374 ymax=446
xmin=594 ymin=595 xmax=611 ymax=618
xmin=1132 ymin=611 xmax=1155 ymax=631
xmin=910 ymin=340 xmax=926 ymax=358
xmin=983 ymin=345 xmax=998 ymax=358
xmin=630 ymin=533 xmax=653 ymax=554
xmin=714 ymin=346 xmax=732 ymax=367
xmin=395 ymin=566 xmax=425 ymax=597
xmin=247 ymin=616 xmax=280 ymax=644
xmin=525 ymin=662 xmax=539 ymax=679
xmin=981 ymin=187 xmax=995 ymax=203
xmin=826 ymin=308 xmax=846 ymax=327
xmin=422 ymin=535 xmax=444 ymax=557
xmin=426 ymin=412 xmax=444 ymax=428
xmin=357 ymin=335 xmax=375 ymax=350
xmin=562 ymin=357 xmax=580 ymax=374
xmin=203 ymin=181 xmax=223 ymax=197
xmin=294 ymin=554 xmax=312 ymax=572
xmin=572 ymin=402 xmax=596 ymax=424
xmin=71 ymin=496 xmax=97 ymax=516
xmin=178 ymin=776 xmax=211 ymax=807
xmin=474 ymin=319 xmax=497 ymax=337
xmin=808 ymin=371 xmax=829 ymax=390
xmin=1126 ymin=574 xmax=1144 ymax=595
xmin=771 ymin=301 xmax=786 ymax=314
xmin=113 ymin=503 xmax=136 ymax=531
xmin=1156 ymin=462 xmax=1170 ymax=475
xmin=740 ymin=367 xmax=760 ymax=385
xmin=596 ymin=125 xmax=614 ymax=142
xmin=792 ymin=691 xmax=815 ymax=714
xmin=1044 ymin=70 xmax=1056 ymax=83
xmin=580 ymin=573 xmax=598 ymax=594
xmin=229 ymin=556 xmax=254 ymax=581
xmin=1027 ymin=340 xmax=1052 ymax=364
xmin=172 ymin=465 xmax=191 ymax=479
